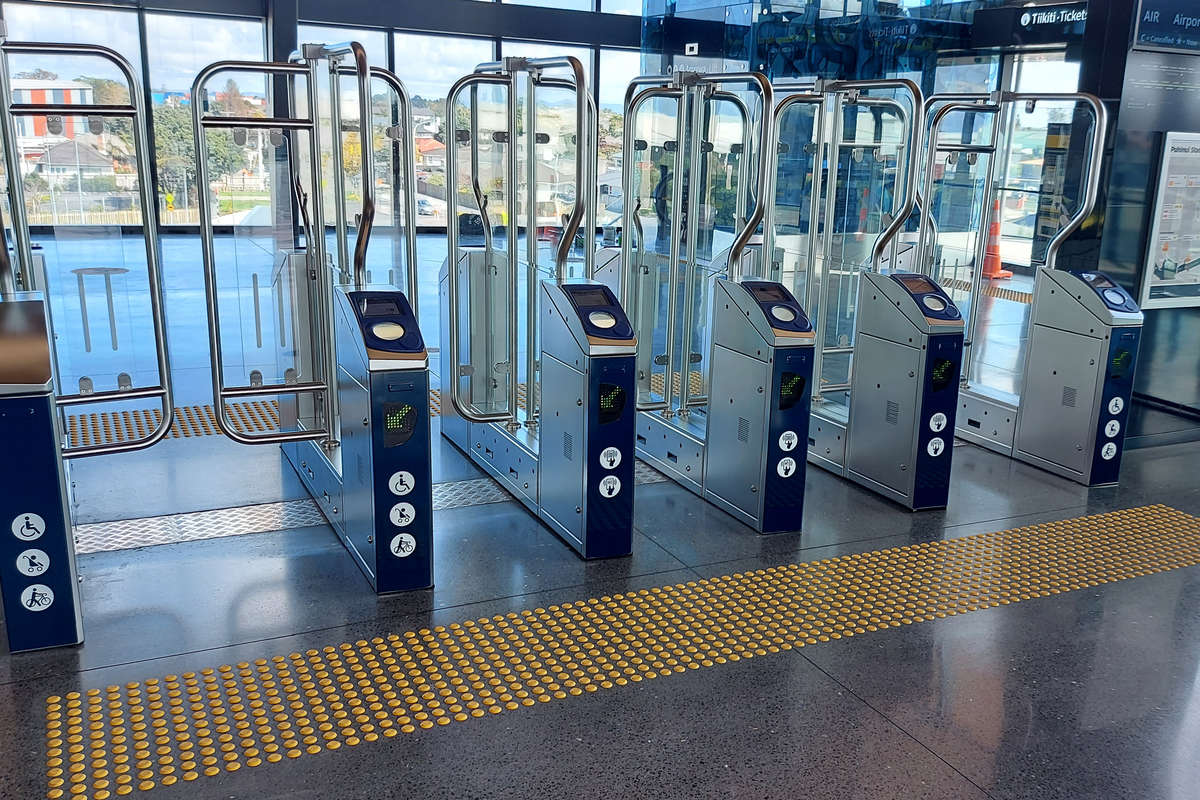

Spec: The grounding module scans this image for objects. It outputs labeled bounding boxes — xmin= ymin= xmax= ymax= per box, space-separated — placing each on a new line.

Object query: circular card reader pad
xmin=921 ymin=295 xmax=947 ymax=313
xmin=770 ymin=305 xmax=797 ymax=323
xmin=371 ymin=321 xmax=406 ymax=341
xmin=589 ymin=311 xmax=618 ymax=330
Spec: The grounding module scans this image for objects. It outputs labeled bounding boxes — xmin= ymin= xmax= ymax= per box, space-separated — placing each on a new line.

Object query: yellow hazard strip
xmin=44 ymin=504 xmax=1200 ymax=798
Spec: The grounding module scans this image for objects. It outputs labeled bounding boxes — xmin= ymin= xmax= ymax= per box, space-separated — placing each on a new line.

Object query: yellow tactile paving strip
xmin=44 ymin=504 xmax=1200 ymax=799
xmin=943 ymin=277 xmax=1033 ymax=305
xmin=648 ymin=370 xmax=705 ymax=397
xmin=62 ymin=385 xmax=551 ymax=446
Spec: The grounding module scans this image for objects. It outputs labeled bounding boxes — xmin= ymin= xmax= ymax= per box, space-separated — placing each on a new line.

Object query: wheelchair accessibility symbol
xmin=11 ymin=512 xmax=45 ymax=541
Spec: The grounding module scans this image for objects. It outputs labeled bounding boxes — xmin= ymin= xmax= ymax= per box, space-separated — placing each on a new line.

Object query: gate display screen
xmin=598 ymin=383 xmax=626 ymax=424
xmin=383 ymin=402 xmax=417 ymax=447
xmin=931 ymin=358 xmax=957 ymax=392
xmin=896 ymin=274 xmax=939 ymax=295
xmin=779 ymin=371 xmax=806 ymax=410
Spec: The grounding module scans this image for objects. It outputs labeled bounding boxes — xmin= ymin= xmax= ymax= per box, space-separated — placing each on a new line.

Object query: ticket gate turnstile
xmin=193 ymin=44 xmax=431 ymax=592
xmin=701 ymin=280 xmax=814 ymax=531
xmin=440 ymin=262 xmax=638 ymax=559
xmin=840 ymin=272 xmax=964 ymax=510
xmin=1001 ymin=270 xmax=1141 ymax=487
xmin=0 ymin=40 xmax=173 ymax=652
xmin=293 ymin=287 xmax=433 ymax=592
xmin=916 ymin=92 xmax=1142 ymax=487
xmin=440 ymin=56 xmax=636 ymax=559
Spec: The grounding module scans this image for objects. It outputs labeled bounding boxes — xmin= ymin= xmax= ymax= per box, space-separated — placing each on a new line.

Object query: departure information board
xmin=1136 ymin=0 xmax=1200 ymax=54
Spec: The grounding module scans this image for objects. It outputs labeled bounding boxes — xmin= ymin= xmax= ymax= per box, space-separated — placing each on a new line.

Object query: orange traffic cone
xmin=982 ymin=196 xmax=1013 ymax=280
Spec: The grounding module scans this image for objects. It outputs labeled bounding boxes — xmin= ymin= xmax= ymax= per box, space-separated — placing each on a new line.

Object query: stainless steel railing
xmin=0 ymin=39 xmax=174 ymax=458
xmin=444 ymin=56 xmax=593 ymax=429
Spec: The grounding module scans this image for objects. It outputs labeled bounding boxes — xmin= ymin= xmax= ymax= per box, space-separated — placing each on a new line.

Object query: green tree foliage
xmin=152 ymin=104 xmax=249 ymax=207
xmin=77 ymin=76 xmax=134 ymax=150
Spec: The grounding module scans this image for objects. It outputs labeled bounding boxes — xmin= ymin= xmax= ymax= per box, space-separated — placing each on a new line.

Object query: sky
xmin=1 ymin=1 xmax=643 ymax=113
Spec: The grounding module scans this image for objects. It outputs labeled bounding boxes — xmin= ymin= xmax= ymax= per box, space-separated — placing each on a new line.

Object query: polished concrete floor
xmin=3 ymin=439 xmax=1200 ymax=799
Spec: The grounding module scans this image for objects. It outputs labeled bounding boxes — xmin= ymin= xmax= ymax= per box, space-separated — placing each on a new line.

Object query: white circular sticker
xmin=1108 ymin=397 xmax=1125 ymax=415
xmin=21 ymin=583 xmax=54 ymax=612
xmin=776 ymin=457 xmax=798 ymax=478
xmin=926 ymin=437 xmax=946 ymax=457
xmin=1100 ymin=442 xmax=1118 ymax=461
xmin=16 ymin=548 xmax=49 ymax=577
xmin=388 ymin=471 xmax=416 ymax=496
xmin=389 ymin=533 xmax=417 ymax=558
xmin=599 ymin=447 xmax=622 ymax=470
xmin=599 ymin=475 xmax=622 ymax=498
xmin=778 ymin=430 xmax=799 ymax=452
xmin=929 ymin=412 xmax=948 ymax=433
xmin=1104 ymin=420 xmax=1121 ymax=439
xmin=388 ymin=502 xmax=416 ymax=527
xmin=11 ymin=512 xmax=45 ymax=541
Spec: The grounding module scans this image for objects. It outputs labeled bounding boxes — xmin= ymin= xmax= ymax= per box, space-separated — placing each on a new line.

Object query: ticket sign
xmin=1136 ymin=0 xmax=1200 ymax=54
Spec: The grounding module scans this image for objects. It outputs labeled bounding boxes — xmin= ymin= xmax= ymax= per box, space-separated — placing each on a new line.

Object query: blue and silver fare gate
xmin=843 ymin=273 xmax=963 ymax=509
xmin=916 ymin=92 xmax=1142 ymax=487
xmin=765 ymin=80 xmax=957 ymax=510
xmin=193 ymin=45 xmax=431 ymax=592
xmin=0 ymin=40 xmax=174 ymax=649
xmin=439 ymin=56 xmax=636 ymax=558
xmin=601 ymin=71 xmax=814 ymax=533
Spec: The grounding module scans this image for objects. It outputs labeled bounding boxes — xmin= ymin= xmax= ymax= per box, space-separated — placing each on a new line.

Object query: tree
xmin=14 ymin=69 xmax=57 ymax=80
xmin=152 ymin=104 xmax=249 ymax=206
xmin=342 ymin=131 xmax=362 ymax=181
xmin=78 ymin=76 xmax=134 ymax=150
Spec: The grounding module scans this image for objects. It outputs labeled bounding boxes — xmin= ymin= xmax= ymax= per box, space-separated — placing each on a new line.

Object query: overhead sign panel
xmin=1136 ymin=0 xmax=1200 ymax=54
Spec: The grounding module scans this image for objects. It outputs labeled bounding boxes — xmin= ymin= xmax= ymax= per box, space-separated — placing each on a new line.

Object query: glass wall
xmin=597 ymin=48 xmax=640 ymax=239
xmin=996 ymin=51 xmax=1081 ymax=269
xmin=298 ymin=24 xmax=388 ymax=66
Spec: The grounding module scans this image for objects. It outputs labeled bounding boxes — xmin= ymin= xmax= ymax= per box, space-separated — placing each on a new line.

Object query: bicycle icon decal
xmin=20 ymin=584 xmax=54 ymax=612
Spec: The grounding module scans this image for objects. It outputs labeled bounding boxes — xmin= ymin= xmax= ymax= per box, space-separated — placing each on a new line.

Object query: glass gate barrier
xmin=768 ymin=80 xmax=922 ymax=425
xmin=915 ymin=92 xmax=1104 ymax=405
xmin=0 ymin=39 xmax=173 ymax=457
xmin=619 ymin=72 xmax=771 ymax=424
xmin=444 ymin=55 xmax=593 ymax=432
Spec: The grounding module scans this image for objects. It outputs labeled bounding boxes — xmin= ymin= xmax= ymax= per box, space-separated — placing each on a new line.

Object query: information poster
xmin=1141 ymin=132 xmax=1200 ymax=309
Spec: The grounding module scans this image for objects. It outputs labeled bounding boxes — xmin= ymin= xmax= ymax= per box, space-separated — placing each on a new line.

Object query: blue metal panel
xmin=912 ymin=333 xmax=963 ymax=510
xmin=1088 ymin=328 xmax=1141 ymax=486
xmin=761 ymin=346 xmax=813 ymax=534
xmin=0 ymin=393 xmax=83 ymax=652
xmin=370 ymin=369 xmax=434 ymax=591
xmin=582 ymin=355 xmax=636 ymax=559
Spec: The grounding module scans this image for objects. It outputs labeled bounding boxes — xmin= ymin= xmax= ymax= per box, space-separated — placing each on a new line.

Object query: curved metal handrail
xmin=700 ymin=73 xmax=775 ymax=280
xmin=914 ymin=99 xmax=1001 ymax=277
xmin=0 ymin=40 xmax=174 ymax=457
xmin=1012 ymin=93 xmax=1107 ymax=270
xmin=192 ymin=58 xmax=331 ymax=446
xmin=363 ymin=66 xmax=420 ymax=314
xmin=444 ymin=71 xmax=516 ymax=425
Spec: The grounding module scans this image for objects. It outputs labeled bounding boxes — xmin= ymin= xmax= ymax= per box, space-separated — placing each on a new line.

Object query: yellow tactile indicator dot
xmin=66 ymin=394 xmax=454 ymax=447
xmin=45 ymin=504 xmax=1200 ymax=799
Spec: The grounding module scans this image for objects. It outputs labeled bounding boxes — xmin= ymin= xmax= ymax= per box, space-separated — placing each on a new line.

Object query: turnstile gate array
xmin=916 ymin=91 xmax=1142 ymax=487
xmin=439 ymin=55 xmax=637 ymax=558
xmin=193 ymin=43 xmax=432 ymax=592
xmin=598 ymin=70 xmax=816 ymax=533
